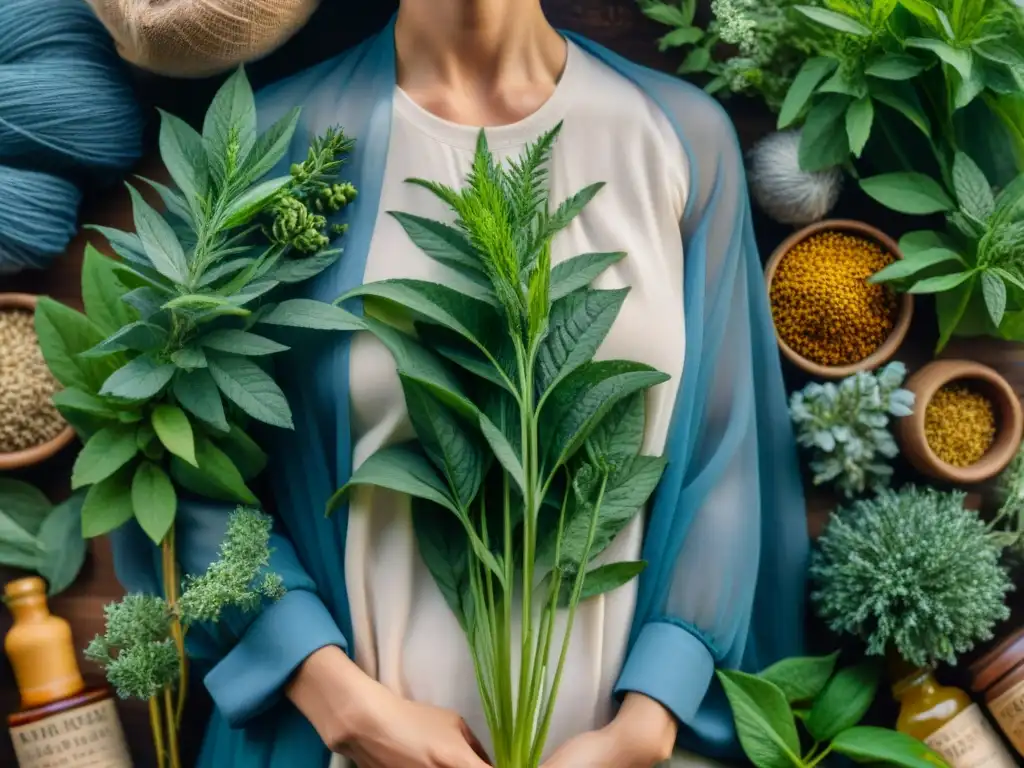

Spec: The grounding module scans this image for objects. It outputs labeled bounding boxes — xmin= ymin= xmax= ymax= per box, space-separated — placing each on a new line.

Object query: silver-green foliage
xmin=85 ymin=507 xmax=283 ymax=700
xmin=32 ymin=68 xmax=362 ymax=546
xmin=0 ymin=480 xmax=86 ymax=595
xmin=812 ymin=485 xmax=1013 ymax=667
xmin=327 ymin=125 xmax=668 ymax=768
xmin=789 ymin=361 xmax=914 ymax=498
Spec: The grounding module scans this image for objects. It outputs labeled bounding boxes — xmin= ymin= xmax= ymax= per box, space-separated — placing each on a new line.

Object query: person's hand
xmin=287 ymin=646 xmax=491 ymax=767
xmin=541 ymin=693 xmax=677 ymax=768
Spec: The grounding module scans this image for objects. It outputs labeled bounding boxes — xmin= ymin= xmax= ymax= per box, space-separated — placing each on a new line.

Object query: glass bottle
xmin=4 ymin=576 xmax=133 ymax=767
xmin=892 ymin=662 xmax=1015 ymax=767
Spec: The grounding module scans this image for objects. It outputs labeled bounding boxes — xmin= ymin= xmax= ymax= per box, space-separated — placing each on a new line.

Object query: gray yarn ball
xmin=748 ymin=130 xmax=842 ymax=226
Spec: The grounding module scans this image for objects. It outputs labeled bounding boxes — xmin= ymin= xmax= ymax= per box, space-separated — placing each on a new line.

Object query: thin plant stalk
xmin=149 ymin=696 xmax=167 ymax=768
xmin=164 ymin=686 xmax=182 ymax=768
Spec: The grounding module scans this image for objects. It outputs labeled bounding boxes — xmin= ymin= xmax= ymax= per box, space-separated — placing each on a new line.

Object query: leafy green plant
xmin=987 ymin=441 xmax=1024 ymax=554
xmin=719 ymin=653 xmax=945 ymax=768
xmin=789 ymin=361 xmax=915 ymax=498
xmin=780 ymin=0 xmax=1024 ymax=177
xmin=864 ymin=151 xmax=1024 ymax=350
xmin=327 ymin=126 xmax=667 ymax=768
xmin=0 ymin=480 xmax=86 ymax=595
xmin=812 ymin=485 xmax=1013 ymax=667
xmin=32 ymin=68 xmax=355 ymax=768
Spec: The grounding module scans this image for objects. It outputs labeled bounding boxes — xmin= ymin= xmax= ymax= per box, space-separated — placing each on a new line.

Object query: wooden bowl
xmin=764 ymin=219 xmax=914 ymax=379
xmin=0 ymin=293 xmax=76 ymax=471
xmin=896 ymin=359 xmax=1023 ymax=485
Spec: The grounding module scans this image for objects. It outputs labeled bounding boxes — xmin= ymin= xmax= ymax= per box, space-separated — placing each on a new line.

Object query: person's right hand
xmin=287 ymin=645 xmax=491 ymax=768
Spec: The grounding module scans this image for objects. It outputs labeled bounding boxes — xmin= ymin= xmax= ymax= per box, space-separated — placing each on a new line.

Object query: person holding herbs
xmin=109 ymin=0 xmax=807 ymax=766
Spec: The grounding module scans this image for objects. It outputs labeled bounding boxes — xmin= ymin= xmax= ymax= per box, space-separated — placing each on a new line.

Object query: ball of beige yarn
xmin=85 ymin=0 xmax=320 ymax=78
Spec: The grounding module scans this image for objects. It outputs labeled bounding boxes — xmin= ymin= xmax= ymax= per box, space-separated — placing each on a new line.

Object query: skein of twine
xmin=0 ymin=0 xmax=143 ymax=275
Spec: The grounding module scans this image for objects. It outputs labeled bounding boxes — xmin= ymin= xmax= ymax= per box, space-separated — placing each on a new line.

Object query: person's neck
xmin=395 ymin=0 xmax=567 ymax=125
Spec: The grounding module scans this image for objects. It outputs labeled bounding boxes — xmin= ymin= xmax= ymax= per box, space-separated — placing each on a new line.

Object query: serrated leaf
xmin=71 ymin=425 xmax=139 ymax=489
xmin=869 ymin=247 xmax=963 ymax=283
xmin=759 ymin=652 xmax=839 ymax=703
xmin=271 ymin=250 xmax=342 ymax=284
xmin=158 ymin=109 xmax=208 ymax=210
xmin=127 ymin=186 xmax=187 ymax=283
xmin=412 ymin=499 xmax=474 ymax=632
xmin=151 ymin=405 xmax=197 ymax=466
xmin=328 ymin=445 xmax=457 ymax=516
xmin=832 ymin=726 xmax=945 ymax=767
xmin=131 ymin=462 xmax=177 ymax=544
xmin=576 ymin=560 xmax=646 ymax=603
xmin=136 ymin=176 xmax=194 ymax=231
xmin=845 ymin=96 xmax=874 ymax=157
xmin=779 ymin=58 xmax=838 ymax=129
xmin=860 ymin=172 xmax=955 ymax=213
xmin=982 ymin=270 xmax=1007 ymax=327
xmin=549 ymin=252 xmax=626 ymax=302
xmin=173 ymin=369 xmax=229 ymax=432
xmin=952 ymin=151 xmax=994 ymax=220
xmin=203 ymin=67 xmax=257 ymax=188
xmin=805 ymin=660 xmax=880 ymax=742
xmin=207 ymin=354 xmax=293 ymax=429
xmin=585 ymin=392 xmax=646 ymax=466
xmin=99 ymin=356 xmax=176 ymax=400
xmin=81 ymin=470 xmax=135 ymax=538
xmin=866 ymin=54 xmax=928 ymax=80
xmin=242 ymin=107 xmax=300 ymax=184
xmin=718 ymin=670 xmax=801 ymax=768
xmin=799 ymin=95 xmax=851 ymax=171
xmin=81 ymin=245 xmax=137 ymax=335
xmin=257 ymin=299 xmax=363 ymax=331
xmin=199 ymin=329 xmax=289 ymax=356
xmin=221 ymin=176 xmax=292 ymax=229
xmin=36 ymin=493 xmax=87 ymax=595
xmin=389 ymin=212 xmax=491 ymax=289
xmin=795 ymin=6 xmax=870 ymax=35
xmin=479 ymin=412 xmax=525 ymax=493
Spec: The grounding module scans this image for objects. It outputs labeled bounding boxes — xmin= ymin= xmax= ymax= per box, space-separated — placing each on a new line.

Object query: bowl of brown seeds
xmin=0 ymin=293 xmax=75 ymax=470
xmin=896 ymin=359 xmax=1023 ymax=484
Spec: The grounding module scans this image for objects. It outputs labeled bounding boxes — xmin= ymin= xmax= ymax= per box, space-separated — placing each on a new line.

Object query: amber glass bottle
xmin=4 ymin=576 xmax=133 ymax=768
xmin=891 ymin=662 xmax=1015 ymax=767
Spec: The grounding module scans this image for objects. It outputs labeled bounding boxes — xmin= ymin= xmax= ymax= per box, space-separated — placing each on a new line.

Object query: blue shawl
xmin=111 ymin=18 xmax=808 ymax=767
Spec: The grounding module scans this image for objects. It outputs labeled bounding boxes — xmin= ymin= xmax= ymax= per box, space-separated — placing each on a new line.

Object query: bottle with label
xmin=3 ymin=576 xmax=133 ymax=768
xmin=892 ymin=662 xmax=1016 ymax=767
xmin=970 ymin=626 xmax=1024 ymax=759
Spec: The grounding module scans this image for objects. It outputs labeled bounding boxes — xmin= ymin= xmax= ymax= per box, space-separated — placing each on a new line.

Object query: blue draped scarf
xmin=111 ymin=17 xmax=808 ymax=767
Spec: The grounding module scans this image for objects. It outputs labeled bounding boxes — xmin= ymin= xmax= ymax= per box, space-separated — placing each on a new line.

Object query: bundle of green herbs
xmin=327 ymin=126 xmax=668 ymax=767
xmin=0 ymin=480 xmax=86 ymax=595
xmin=33 ymin=68 xmax=358 ymax=768
xmin=718 ymin=653 xmax=945 ymax=767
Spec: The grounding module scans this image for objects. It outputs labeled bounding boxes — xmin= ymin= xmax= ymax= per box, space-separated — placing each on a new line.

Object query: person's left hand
xmin=541 ymin=693 xmax=677 ymax=768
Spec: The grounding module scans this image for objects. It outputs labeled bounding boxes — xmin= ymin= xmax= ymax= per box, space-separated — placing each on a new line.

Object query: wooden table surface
xmin=3 ymin=1 xmax=1023 ymax=765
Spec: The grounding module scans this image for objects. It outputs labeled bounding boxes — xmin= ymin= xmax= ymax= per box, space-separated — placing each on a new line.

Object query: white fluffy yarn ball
xmin=748 ymin=130 xmax=842 ymax=226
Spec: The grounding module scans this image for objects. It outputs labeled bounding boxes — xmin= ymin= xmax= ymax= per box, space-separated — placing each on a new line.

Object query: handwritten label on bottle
xmin=9 ymin=698 xmax=132 ymax=768
xmin=924 ymin=703 xmax=1016 ymax=767
xmin=989 ymin=678 xmax=1024 ymax=757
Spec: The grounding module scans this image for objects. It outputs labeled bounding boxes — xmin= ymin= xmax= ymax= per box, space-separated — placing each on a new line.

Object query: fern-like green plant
xmin=812 ymin=485 xmax=1013 ymax=667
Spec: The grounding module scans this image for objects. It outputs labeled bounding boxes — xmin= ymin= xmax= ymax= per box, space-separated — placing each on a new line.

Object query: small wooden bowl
xmin=0 ymin=293 xmax=76 ymax=471
xmin=765 ymin=219 xmax=914 ymax=379
xmin=896 ymin=359 xmax=1023 ymax=485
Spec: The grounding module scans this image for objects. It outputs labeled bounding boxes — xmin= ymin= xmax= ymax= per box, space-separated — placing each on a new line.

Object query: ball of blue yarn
xmin=0 ymin=0 xmax=143 ymax=274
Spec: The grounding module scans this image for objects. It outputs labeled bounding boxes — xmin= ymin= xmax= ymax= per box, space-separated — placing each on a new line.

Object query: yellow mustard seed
xmin=770 ymin=231 xmax=897 ymax=366
xmin=924 ymin=384 xmax=996 ymax=467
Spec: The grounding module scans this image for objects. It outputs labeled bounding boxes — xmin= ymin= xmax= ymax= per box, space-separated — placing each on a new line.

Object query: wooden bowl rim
xmin=0 ymin=293 xmax=76 ymax=470
xmin=902 ymin=359 xmax=1024 ymax=484
xmin=764 ymin=219 xmax=914 ymax=380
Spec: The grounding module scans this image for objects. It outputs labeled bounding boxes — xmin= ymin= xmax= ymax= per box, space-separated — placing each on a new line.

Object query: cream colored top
xmin=335 ymin=40 xmax=705 ymax=765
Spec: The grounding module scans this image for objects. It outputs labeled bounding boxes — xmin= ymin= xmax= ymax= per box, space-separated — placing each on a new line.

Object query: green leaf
xmin=658 ymin=26 xmax=704 ymax=49
xmin=866 ymin=54 xmax=928 ymax=80
xmin=908 ymin=271 xmax=974 ymax=293
xmin=71 ymin=425 xmax=139 ymax=489
xmin=203 ymin=67 xmax=257 ymax=187
xmin=389 ymin=212 xmax=491 ymax=289
xmin=898 ymin=0 xmax=940 ymax=28
xmin=679 ymin=46 xmax=712 ymax=74
xmin=328 ymin=445 xmax=456 ymax=516
xmin=127 ymin=186 xmax=188 ymax=283
xmin=157 ymin=109 xmax=208 ymax=210
xmin=221 ymin=176 xmax=292 ymax=229
xmin=778 ymin=58 xmax=839 ymax=129
xmin=537 ymin=289 xmax=629 ymax=397
xmin=869 ymin=248 xmax=963 ymax=283
xmin=952 ymin=151 xmax=995 ymax=220
xmin=860 ymin=173 xmax=955 ymax=213
xmin=215 ymin=424 xmax=267 ymax=481
xmin=641 ymin=3 xmax=688 ymax=26
xmin=131 ymin=462 xmax=176 ymax=544
xmin=170 ymin=436 xmax=257 ymax=505
xmin=832 ymin=726 xmax=947 ymax=767
xmin=846 ymin=97 xmax=874 ymax=157
xmin=540 ymin=361 xmax=670 ymax=472
xmin=758 ymin=652 xmax=839 ymax=704
xmin=51 ymin=388 xmax=118 ymax=420
xmin=81 ymin=245 xmax=137 ymax=335
xmin=799 ymin=95 xmax=852 ymax=172
xmin=257 ymin=299 xmax=363 ymax=331
xmin=137 ymin=176 xmax=194 ymax=229
xmin=401 ymin=377 xmax=483 ymax=510
xmin=151 ymin=405 xmax=197 ymax=467
xmin=80 ymin=321 xmax=166 ymax=358
xmin=549 ymin=252 xmax=626 ymax=303
xmin=0 ymin=479 xmax=51 ymax=536
xmin=99 ymin=356 xmax=176 ymax=400
xmin=207 ymin=354 xmax=293 ymax=429
xmin=479 ymin=412 xmax=525 ymax=493
xmin=899 ymin=229 xmax=954 ymax=254
xmin=36 ymin=493 xmax=87 ymax=595
xmin=936 ymin=275 xmax=976 ymax=351
xmin=973 ymin=39 xmax=1024 ymax=72
xmin=171 ymin=346 xmax=208 ymax=370
xmin=870 ymin=79 xmax=932 ymax=136
xmin=412 ymin=499 xmax=474 ymax=632
xmin=199 ymin=329 xmax=289 ymax=356
xmin=271 ymin=250 xmax=342 ymax=284
xmin=173 ymin=369 xmax=229 ymax=432
xmin=905 ymin=38 xmax=973 ymax=80
xmin=717 ymin=670 xmax=801 ymax=768
xmin=805 ymin=660 xmax=880 ymax=742
xmin=122 ymin=287 xmax=168 ymax=320
xmin=585 ymin=392 xmax=646 ymax=466
xmin=81 ymin=470 xmax=135 ymax=538
xmin=0 ymin=504 xmax=43 ymax=570
xmin=953 ymin=63 xmax=985 ymax=110
xmin=577 ymin=560 xmax=646 ymax=602
xmin=87 ymin=225 xmax=149 ymax=268
xmin=982 ymin=271 xmax=1007 ymax=327
xmin=34 ymin=298 xmax=112 ymax=392
xmin=819 ymin=67 xmax=867 ymax=99
xmin=795 ymin=6 xmax=871 ymax=35
xmin=242 ymin=107 xmax=300 ymax=184
xmin=163 ymin=294 xmax=240 ymax=313
xmin=992 ymin=173 xmax=1024 ymax=226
